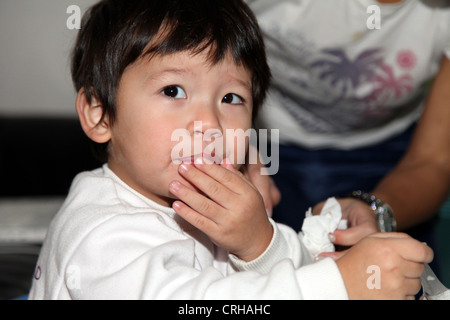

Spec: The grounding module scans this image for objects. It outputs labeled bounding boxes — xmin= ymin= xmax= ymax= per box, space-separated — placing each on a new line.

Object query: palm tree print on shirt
xmin=281 ymin=48 xmax=415 ymax=132
xmin=310 ymin=48 xmax=384 ymax=99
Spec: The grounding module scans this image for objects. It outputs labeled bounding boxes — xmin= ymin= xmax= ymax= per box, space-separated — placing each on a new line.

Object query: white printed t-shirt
xmin=247 ymin=0 xmax=450 ymax=149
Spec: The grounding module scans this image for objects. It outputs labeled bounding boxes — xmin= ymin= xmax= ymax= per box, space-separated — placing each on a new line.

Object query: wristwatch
xmin=350 ymin=190 xmax=397 ymax=232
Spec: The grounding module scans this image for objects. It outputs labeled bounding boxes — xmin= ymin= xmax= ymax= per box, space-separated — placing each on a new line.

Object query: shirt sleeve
xmin=229 ymin=218 xmax=313 ymax=273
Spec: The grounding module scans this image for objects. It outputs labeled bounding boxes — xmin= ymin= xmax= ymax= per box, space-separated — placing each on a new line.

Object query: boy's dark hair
xmin=71 ymin=0 xmax=271 ymax=161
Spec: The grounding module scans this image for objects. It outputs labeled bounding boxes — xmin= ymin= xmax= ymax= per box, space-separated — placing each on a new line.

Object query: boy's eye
xmin=222 ymin=93 xmax=243 ymax=105
xmin=162 ymin=85 xmax=187 ymax=99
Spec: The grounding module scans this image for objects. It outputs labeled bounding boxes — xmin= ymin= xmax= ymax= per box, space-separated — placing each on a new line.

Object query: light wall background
xmin=0 ymin=0 xmax=97 ymax=118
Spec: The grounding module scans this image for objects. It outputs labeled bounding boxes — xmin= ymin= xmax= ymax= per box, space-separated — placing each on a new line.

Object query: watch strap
xmin=349 ymin=190 xmax=397 ymax=232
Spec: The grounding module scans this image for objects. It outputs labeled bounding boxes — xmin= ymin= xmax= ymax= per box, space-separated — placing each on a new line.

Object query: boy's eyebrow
xmin=142 ymin=67 xmax=194 ymax=83
xmin=227 ymin=76 xmax=252 ymax=92
xmin=142 ymin=67 xmax=251 ymax=91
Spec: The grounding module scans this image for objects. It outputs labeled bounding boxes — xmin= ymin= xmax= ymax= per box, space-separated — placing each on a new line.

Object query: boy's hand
xmin=242 ymin=150 xmax=281 ymax=216
xmin=169 ymin=160 xmax=273 ymax=262
xmin=335 ymin=232 xmax=433 ymax=300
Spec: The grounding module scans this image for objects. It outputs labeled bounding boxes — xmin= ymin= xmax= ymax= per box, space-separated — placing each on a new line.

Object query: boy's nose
xmin=189 ymin=121 xmax=223 ymax=142
xmin=186 ymin=105 xmax=222 ymax=137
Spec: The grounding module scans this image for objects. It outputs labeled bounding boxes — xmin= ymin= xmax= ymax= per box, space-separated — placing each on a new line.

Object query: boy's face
xmin=107 ymin=50 xmax=253 ymax=207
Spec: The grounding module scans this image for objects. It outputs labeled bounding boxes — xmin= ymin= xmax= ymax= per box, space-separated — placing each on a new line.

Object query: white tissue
xmin=301 ymin=197 xmax=345 ymax=260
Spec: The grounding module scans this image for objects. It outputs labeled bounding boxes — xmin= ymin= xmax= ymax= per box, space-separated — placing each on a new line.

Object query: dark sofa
xmin=0 ymin=116 xmax=102 ymax=299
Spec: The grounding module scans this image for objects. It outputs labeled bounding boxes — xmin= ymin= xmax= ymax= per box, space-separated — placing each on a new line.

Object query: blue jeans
xmin=271 ymin=124 xmax=440 ymax=273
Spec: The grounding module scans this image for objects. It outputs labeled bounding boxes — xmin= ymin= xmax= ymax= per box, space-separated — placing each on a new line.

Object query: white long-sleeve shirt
xmin=29 ymin=165 xmax=348 ymax=300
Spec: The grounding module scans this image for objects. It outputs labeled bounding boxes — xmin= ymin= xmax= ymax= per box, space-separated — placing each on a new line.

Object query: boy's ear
xmin=76 ymin=88 xmax=111 ymax=143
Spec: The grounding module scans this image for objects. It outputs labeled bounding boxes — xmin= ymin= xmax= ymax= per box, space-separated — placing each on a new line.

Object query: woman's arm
xmin=372 ymin=57 xmax=450 ymax=230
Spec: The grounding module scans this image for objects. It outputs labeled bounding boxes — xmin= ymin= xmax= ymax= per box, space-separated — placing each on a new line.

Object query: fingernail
xmin=173 ymin=201 xmax=182 ymax=210
xmin=194 ymin=157 xmax=203 ymax=165
xmin=179 ymin=164 xmax=189 ymax=172
xmin=328 ymin=233 xmax=336 ymax=243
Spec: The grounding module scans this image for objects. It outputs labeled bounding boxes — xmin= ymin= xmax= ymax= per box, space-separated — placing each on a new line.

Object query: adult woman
xmin=247 ymin=0 xmax=450 ymax=268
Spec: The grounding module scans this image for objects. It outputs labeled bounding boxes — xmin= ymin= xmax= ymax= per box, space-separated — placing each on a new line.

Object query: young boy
xmin=29 ymin=0 xmax=432 ymax=300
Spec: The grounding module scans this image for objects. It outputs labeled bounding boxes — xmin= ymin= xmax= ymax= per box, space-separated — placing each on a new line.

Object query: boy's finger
xmin=172 ymin=200 xmax=217 ymax=234
xmin=192 ymin=160 xmax=249 ymax=194
xmin=177 ymin=164 xmax=236 ymax=208
xmin=220 ymin=158 xmax=236 ymax=172
xmin=402 ymin=261 xmax=425 ymax=279
xmin=369 ymin=233 xmax=434 ymax=263
xmin=395 ymin=238 xmax=434 ymax=264
xmin=403 ymin=278 xmax=423 ymax=298
xmin=169 ymin=180 xmax=224 ymax=221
